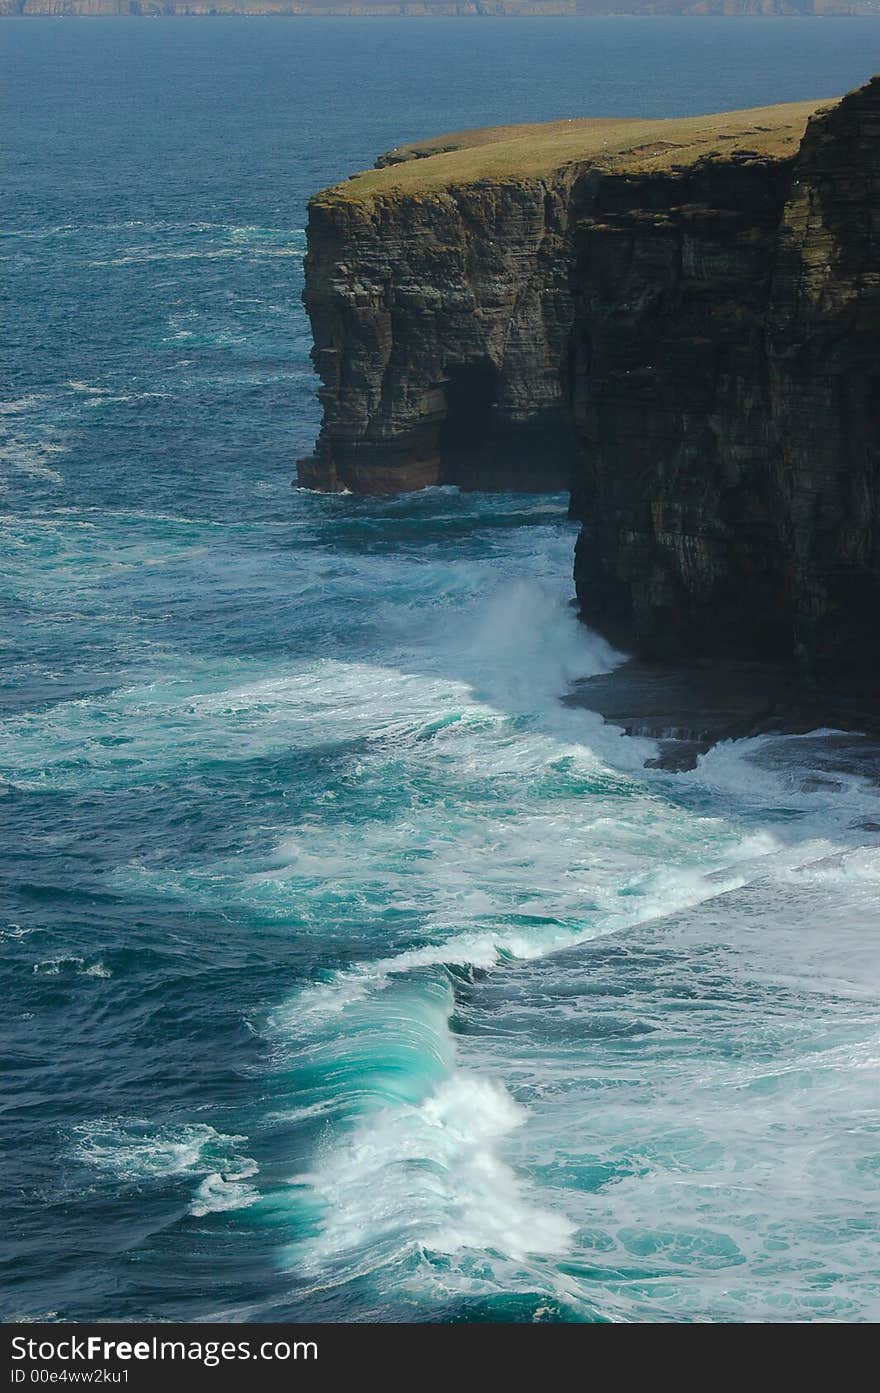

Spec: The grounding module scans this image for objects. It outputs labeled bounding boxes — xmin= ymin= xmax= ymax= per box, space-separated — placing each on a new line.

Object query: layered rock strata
xmin=303 ymin=80 xmax=879 ymax=674
xmin=299 ymin=174 xmax=580 ymax=493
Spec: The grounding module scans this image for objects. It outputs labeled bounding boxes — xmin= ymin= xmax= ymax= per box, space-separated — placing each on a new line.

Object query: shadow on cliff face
xmin=433 ymin=357 xmax=577 ymax=494
xmin=439 ymin=360 xmax=499 ymax=455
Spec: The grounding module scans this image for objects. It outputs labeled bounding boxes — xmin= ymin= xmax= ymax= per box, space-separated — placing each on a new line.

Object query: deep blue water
xmin=3 ymin=17 xmax=880 ymax=1323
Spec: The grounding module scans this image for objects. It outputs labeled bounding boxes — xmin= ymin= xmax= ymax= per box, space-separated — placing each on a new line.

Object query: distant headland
xmin=3 ymin=1 xmax=879 ymax=17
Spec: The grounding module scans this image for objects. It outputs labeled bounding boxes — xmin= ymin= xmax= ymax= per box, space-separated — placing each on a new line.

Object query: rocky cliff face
xmin=568 ymin=151 xmax=797 ymax=661
xmin=302 ymin=80 xmax=879 ymax=674
xmin=571 ymin=78 xmax=880 ymax=673
xmin=300 ymin=178 xmax=578 ymax=493
xmin=768 ymin=82 xmax=880 ymax=673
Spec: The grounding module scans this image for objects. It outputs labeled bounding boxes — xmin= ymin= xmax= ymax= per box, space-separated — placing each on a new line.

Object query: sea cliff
xmin=300 ymin=79 xmax=880 ymax=676
xmin=569 ymin=80 xmax=880 ymax=674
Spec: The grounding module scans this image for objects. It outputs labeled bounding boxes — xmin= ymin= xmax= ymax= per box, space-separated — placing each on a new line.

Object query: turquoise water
xmin=3 ymin=18 xmax=880 ymax=1323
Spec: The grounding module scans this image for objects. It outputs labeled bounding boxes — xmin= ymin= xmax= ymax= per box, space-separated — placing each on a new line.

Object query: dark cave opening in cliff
xmin=439 ymin=360 xmax=500 ymax=456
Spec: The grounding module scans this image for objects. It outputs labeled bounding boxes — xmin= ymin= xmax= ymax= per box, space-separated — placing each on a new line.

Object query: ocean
xmin=2 ymin=16 xmax=880 ymax=1323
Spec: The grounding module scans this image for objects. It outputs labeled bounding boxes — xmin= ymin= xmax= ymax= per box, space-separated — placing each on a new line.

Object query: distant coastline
xmin=3 ymin=2 xmax=879 ymax=17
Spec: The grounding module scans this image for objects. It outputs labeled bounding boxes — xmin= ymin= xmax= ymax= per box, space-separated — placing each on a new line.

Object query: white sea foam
xmin=260 ymin=560 xmax=880 ymax=1310
xmin=91 ymin=239 xmax=303 ymax=267
xmin=72 ymin=1120 xmax=259 ymax=1215
xmin=191 ymin=1161 xmax=260 ymax=1218
xmin=285 ymin=1074 xmax=573 ymax=1275
xmin=0 ymin=442 xmax=66 ymax=485
xmin=67 ymin=381 xmax=110 ymax=395
xmin=74 ymin=1121 xmax=228 ymax=1176
xmin=84 ymin=962 xmax=113 ymax=978
xmin=0 ymin=923 xmax=35 ymax=941
xmin=268 ymin=848 xmax=760 ymax=1045
xmin=82 ymin=393 xmax=165 ymax=409
xmin=33 ymin=956 xmax=95 ymax=976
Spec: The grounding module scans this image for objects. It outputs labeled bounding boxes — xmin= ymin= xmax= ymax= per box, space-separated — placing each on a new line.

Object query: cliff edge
xmin=300 ymin=79 xmax=880 ymax=675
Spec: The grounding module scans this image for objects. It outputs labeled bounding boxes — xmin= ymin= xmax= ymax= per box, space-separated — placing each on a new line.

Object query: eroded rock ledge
xmin=300 ymin=80 xmax=880 ymax=674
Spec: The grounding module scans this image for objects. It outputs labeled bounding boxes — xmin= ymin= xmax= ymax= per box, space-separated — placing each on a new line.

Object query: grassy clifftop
xmin=315 ymin=99 xmax=830 ymax=206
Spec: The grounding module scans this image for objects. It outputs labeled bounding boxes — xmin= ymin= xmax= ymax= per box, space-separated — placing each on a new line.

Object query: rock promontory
xmin=300 ymin=79 xmax=880 ymax=676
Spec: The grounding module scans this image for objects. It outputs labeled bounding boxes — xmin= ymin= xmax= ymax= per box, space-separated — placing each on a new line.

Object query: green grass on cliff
xmin=317 ymin=100 xmax=831 ymax=207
